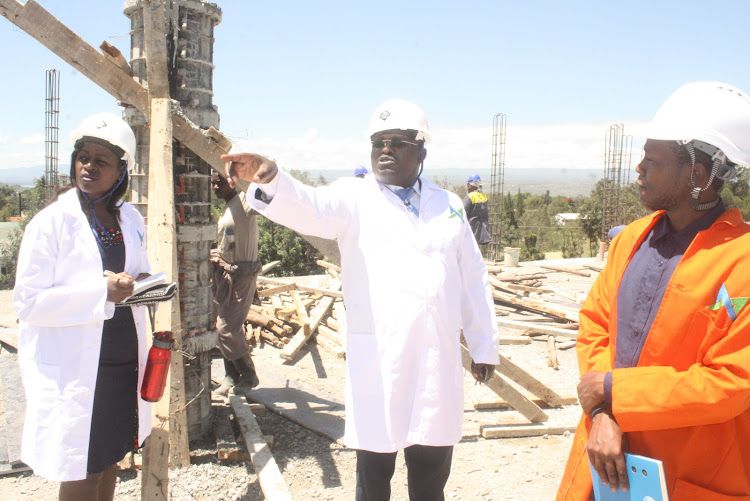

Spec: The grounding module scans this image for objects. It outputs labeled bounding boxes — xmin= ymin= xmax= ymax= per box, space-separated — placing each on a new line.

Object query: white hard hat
xmin=368 ymin=98 xmax=431 ymax=143
xmin=70 ymin=112 xmax=137 ymax=171
xmin=644 ymin=82 xmax=750 ymax=177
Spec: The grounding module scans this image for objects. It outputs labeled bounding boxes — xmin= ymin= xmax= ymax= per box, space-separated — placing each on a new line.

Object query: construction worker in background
xmin=210 ymin=171 xmax=262 ymax=396
xmin=354 ymin=165 xmax=368 ymax=178
xmin=222 ymin=98 xmax=499 ymax=501
xmin=462 ymin=174 xmax=492 ymax=246
xmin=557 ymin=82 xmax=750 ymax=500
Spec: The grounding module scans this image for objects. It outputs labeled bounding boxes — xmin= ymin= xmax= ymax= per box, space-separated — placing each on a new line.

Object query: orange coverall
xmin=557 ymin=208 xmax=750 ymax=501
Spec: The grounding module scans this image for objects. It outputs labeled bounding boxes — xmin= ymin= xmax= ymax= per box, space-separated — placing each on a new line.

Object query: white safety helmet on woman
xmin=70 ymin=112 xmax=137 ymax=172
xmin=368 ymin=98 xmax=431 ymax=143
xmin=645 ymin=82 xmax=750 ymax=181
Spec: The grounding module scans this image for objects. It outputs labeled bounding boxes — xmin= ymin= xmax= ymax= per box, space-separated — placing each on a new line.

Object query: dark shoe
xmin=231 ymin=353 xmax=260 ymax=394
xmin=212 ymin=357 xmax=239 ymax=397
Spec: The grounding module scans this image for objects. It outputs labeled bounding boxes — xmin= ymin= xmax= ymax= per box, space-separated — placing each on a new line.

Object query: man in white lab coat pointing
xmin=223 ymin=99 xmax=499 ymax=501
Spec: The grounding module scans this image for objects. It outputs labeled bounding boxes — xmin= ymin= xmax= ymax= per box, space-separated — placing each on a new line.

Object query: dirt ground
xmin=0 ymin=260 xmax=595 ymax=500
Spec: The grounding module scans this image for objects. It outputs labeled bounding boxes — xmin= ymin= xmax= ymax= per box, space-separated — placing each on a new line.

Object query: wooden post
xmin=140 ymin=1 xmax=188 ymax=500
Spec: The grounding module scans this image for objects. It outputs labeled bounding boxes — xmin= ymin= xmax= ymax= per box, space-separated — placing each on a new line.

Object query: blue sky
xmin=1 ymin=0 xmax=749 ymax=179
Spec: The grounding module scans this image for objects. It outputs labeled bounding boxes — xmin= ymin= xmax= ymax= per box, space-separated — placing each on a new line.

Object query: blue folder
xmin=588 ymin=452 xmax=669 ymax=501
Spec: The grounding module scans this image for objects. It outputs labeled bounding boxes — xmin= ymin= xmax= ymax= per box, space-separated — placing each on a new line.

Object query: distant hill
xmin=0 ymin=165 xmax=45 ymax=187
xmin=0 ymin=165 xmax=605 ymax=197
xmin=309 ymin=168 xmax=604 ymax=197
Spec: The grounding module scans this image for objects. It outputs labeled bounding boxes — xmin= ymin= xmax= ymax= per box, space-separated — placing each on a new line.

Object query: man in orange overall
xmin=557 ymin=82 xmax=750 ymax=500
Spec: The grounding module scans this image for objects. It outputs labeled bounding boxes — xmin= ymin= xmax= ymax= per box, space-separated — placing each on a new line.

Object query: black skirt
xmin=87 ymin=223 xmax=139 ymax=474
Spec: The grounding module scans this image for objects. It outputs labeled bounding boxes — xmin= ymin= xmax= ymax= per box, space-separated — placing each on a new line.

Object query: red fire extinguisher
xmin=141 ymin=331 xmax=174 ymax=402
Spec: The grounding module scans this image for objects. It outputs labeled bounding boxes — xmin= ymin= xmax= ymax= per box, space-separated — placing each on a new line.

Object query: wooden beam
xmin=290 ymin=290 xmax=310 ymax=334
xmin=474 ymin=395 xmax=578 ymax=410
xmin=229 ymin=395 xmax=293 ymax=501
xmin=316 ymin=260 xmax=341 ymax=274
xmin=0 ymin=0 xmax=235 ymax=174
xmin=280 ymin=296 xmax=335 ymax=361
xmin=0 ymin=330 xmax=18 ymax=351
xmin=459 ymin=344 xmax=548 ymax=423
xmin=259 ymin=261 xmax=281 ymax=275
xmin=480 ymin=423 xmax=577 ymax=439
xmin=497 ymin=318 xmax=578 ymax=339
xmin=258 ymin=276 xmax=344 ymax=299
xmin=496 ymin=352 xmax=564 ymax=408
xmin=0 ymin=0 xmax=149 ymax=113
xmin=547 ymin=335 xmax=559 ymax=370
xmin=540 ymin=265 xmax=591 ymax=277
xmin=257 ymin=283 xmax=296 ymax=298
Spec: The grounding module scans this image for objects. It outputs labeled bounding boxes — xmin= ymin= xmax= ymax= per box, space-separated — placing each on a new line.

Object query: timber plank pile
xmin=245 ymin=260 xmax=346 ymax=360
xmin=473 ymin=259 xmax=601 ymax=438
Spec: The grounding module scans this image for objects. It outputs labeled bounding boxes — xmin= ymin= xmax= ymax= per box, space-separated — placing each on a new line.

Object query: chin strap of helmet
xmin=681 ymin=140 xmax=723 ymax=211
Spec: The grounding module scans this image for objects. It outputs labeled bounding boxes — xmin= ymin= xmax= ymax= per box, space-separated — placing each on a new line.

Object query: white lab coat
xmin=13 ymin=189 xmax=152 ymax=481
xmin=249 ymin=170 xmax=499 ymax=452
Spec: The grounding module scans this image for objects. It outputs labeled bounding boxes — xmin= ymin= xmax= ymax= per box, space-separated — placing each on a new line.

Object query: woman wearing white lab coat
xmin=13 ymin=113 xmax=151 ymax=501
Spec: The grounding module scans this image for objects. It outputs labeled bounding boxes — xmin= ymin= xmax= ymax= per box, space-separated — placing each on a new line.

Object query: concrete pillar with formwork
xmin=123 ymin=0 xmax=221 ymax=438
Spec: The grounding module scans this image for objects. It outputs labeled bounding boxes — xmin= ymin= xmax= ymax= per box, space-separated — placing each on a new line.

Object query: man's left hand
xmin=578 ymin=371 xmax=606 ymax=415
xmin=588 ymin=412 xmax=629 ymax=492
xmin=471 ymin=363 xmax=494 ymax=383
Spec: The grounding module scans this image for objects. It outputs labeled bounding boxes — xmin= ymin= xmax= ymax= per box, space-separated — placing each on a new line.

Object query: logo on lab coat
xmin=449 ymin=206 xmax=464 ymax=223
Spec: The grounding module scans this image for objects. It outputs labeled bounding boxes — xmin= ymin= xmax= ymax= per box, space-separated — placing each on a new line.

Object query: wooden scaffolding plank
xmin=0 ymin=330 xmax=18 ymax=351
xmin=280 ymin=296 xmax=334 ymax=360
xmin=480 ymin=423 xmax=577 ymax=439
xmin=0 ymin=0 xmax=149 ymax=113
xmin=497 ymin=318 xmax=578 ymax=339
xmin=0 ymin=351 xmax=24 ymax=464
xmin=213 ymin=399 xmax=247 ymax=462
xmin=496 ymin=352 xmax=564 ymax=408
xmin=459 ymin=344 xmax=548 ymax=423
xmin=229 ymin=394 xmax=293 ymax=501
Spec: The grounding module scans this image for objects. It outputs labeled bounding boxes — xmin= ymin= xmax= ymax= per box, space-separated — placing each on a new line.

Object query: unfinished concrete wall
xmin=123 ymin=0 xmax=222 ymax=438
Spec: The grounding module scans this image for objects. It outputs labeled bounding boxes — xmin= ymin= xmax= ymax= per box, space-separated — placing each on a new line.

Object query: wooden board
xmin=246 ymin=369 xmax=346 ymax=444
xmin=474 ymin=395 xmax=578 ymax=410
xmin=213 ymin=399 xmax=248 ymax=462
xmin=280 ymin=296 xmax=335 ymax=361
xmin=0 ymin=330 xmax=18 ymax=351
xmin=480 ymin=423 xmax=577 ymax=439
xmin=496 ymin=352 xmax=564 ymax=408
xmin=497 ymin=318 xmax=578 ymax=339
xmin=229 ymin=394 xmax=293 ymax=501
xmin=0 ymin=351 xmax=24 ymax=464
xmin=460 ymin=344 xmax=548 ymax=423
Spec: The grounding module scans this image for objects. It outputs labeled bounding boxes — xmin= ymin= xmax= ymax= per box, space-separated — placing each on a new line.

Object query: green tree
xmin=515 ymin=188 xmax=525 ymax=218
xmin=0 ymin=178 xmax=48 ymax=288
xmin=722 ymin=166 xmax=750 ymax=219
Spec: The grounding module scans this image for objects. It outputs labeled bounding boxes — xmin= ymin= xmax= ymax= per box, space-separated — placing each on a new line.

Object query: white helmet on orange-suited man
xmin=643 ymin=82 xmax=750 ymax=208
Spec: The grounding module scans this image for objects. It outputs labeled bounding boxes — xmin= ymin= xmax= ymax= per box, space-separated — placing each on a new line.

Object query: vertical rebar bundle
xmin=44 ymin=69 xmax=60 ymax=201
xmin=488 ymin=113 xmax=507 ymax=261
xmin=601 ymin=124 xmax=633 ymax=240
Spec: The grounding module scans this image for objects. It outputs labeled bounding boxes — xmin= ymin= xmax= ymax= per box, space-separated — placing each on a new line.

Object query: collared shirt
xmin=603 ymin=201 xmax=726 ymax=403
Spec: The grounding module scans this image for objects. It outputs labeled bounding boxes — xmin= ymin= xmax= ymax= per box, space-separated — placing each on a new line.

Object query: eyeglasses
xmin=371 ymin=138 xmax=419 ymax=150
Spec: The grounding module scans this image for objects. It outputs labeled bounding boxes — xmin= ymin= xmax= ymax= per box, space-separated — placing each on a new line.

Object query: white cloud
xmin=19 ymin=133 xmax=46 ymax=145
xmin=0 ymin=134 xmax=9 ymax=145
xmin=230 ymin=120 xmax=647 ymax=173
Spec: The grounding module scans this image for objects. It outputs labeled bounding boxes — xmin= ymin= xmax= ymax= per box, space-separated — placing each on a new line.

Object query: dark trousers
xmin=355 ymin=445 xmax=453 ymax=501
